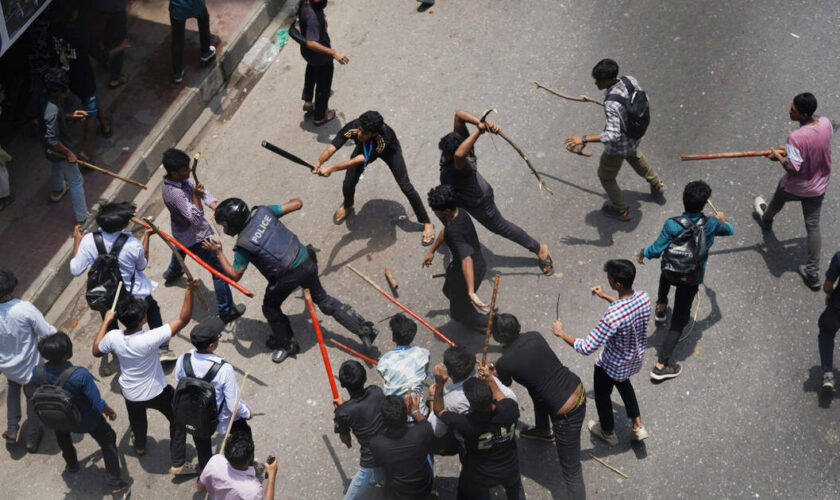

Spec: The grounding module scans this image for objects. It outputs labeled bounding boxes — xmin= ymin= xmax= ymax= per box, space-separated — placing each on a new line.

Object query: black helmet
xmin=215 ymin=198 xmax=251 ymax=235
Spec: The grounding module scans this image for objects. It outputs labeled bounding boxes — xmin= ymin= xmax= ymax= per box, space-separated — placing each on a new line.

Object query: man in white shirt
xmin=171 ymin=317 xmax=252 ymax=475
xmin=92 ymin=279 xmax=197 ymax=460
xmin=0 ymin=270 xmax=56 ymax=451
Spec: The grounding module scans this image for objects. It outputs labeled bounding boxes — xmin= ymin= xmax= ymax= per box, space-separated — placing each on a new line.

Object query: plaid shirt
xmin=377 ymin=345 xmax=430 ymax=416
xmin=599 ymin=76 xmax=643 ymax=155
xmin=574 ymin=291 xmax=650 ymax=381
xmin=162 ymin=178 xmax=217 ymax=247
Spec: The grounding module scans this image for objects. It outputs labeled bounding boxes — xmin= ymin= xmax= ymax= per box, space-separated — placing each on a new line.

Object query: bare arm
xmin=316 ymin=154 xmax=365 ymax=177
xmin=92 ymin=309 xmax=117 ymax=357
xmin=263 ymin=460 xmax=278 ymax=500
xmin=421 ymin=228 xmax=446 ymax=267
xmin=167 ymin=279 xmax=197 ymax=336
xmin=202 ymin=239 xmax=246 ymax=282
xmin=141 ymin=229 xmax=153 ymax=260
xmin=315 ymin=145 xmax=338 ymax=169
xmin=454 ymin=128 xmax=483 ymax=170
xmin=280 ymin=198 xmax=303 ymax=215
xmin=432 ymin=362 xmax=448 ymax=417
xmin=304 ymin=41 xmax=348 ymax=64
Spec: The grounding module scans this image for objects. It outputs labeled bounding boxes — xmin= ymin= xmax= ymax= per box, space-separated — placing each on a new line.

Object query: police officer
xmin=203 ymin=197 xmax=377 ymax=363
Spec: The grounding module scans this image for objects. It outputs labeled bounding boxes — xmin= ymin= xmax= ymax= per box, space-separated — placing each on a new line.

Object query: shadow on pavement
xmin=561 ymin=192 xmax=646 ymax=248
xmin=802 ymin=365 xmax=834 ymax=409
xmin=708 ymin=233 xmax=803 ymax=278
xmin=647 ymin=285 xmax=721 ymax=367
xmin=322 ymin=199 xmax=407 ymax=275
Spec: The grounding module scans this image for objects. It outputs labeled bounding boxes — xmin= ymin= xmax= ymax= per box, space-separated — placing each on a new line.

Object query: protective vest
xmin=234 ymin=206 xmax=302 ymax=281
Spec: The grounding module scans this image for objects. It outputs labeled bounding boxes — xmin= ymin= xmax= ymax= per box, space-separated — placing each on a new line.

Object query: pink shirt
xmin=200 ymin=454 xmax=263 ymax=500
xmin=780 ymin=116 xmax=832 ymax=197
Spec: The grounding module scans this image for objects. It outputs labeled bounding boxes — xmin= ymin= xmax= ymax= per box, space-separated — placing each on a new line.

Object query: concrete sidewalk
xmin=0 ymin=0 xmax=289 ymax=313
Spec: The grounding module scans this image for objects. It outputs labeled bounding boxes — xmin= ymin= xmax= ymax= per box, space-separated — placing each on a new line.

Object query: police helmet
xmin=215 ymin=198 xmax=251 ymax=235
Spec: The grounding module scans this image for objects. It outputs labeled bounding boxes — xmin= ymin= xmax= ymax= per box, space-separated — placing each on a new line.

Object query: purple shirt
xmin=162 ymin=178 xmax=218 ymax=247
xmin=780 ymin=116 xmax=832 ymax=197
xmin=199 ymin=454 xmax=264 ymax=500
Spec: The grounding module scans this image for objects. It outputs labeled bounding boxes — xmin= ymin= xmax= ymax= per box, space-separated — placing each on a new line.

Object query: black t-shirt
xmin=826 ymin=251 xmax=840 ymax=309
xmin=496 ymin=332 xmax=581 ymax=414
xmin=439 ymin=398 xmax=520 ymax=486
xmin=443 ymin=209 xmax=485 ymax=276
xmin=298 ymin=2 xmax=332 ymax=66
xmin=440 ymin=152 xmax=491 ymax=207
xmin=369 ymin=421 xmax=434 ymax=499
xmin=331 ymin=119 xmax=399 ymax=164
xmin=50 ymin=24 xmax=96 ymax=98
xmin=333 ymin=386 xmax=386 ymax=468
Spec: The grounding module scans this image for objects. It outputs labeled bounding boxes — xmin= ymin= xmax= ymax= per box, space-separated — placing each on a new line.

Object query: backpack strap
xmin=604 ymin=77 xmax=636 ymax=107
xmin=110 ymin=233 xmax=129 ymax=257
xmin=202 ymin=360 xmax=225 ymax=383
xmin=184 ymin=353 xmax=195 ymax=378
xmin=620 ymin=76 xmax=636 ymax=95
xmin=37 ymin=365 xmax=46 ymax=386
xmin=93 ymin=232 xmax=107 ymax=255
xmin=54 ymin=366 xmax=80 ymax=388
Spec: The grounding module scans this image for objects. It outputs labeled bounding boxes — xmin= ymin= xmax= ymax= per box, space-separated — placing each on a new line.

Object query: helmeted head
xmin=215 ymin=198 xmax=251 ymax=236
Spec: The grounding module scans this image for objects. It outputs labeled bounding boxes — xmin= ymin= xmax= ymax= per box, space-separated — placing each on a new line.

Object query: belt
xmin=556 ymin=383 xmax=586 ymax=418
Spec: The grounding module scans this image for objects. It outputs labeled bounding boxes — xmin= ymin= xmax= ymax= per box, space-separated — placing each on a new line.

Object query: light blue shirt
xmin=175 ymin=350 xmax=252 ymax=434
xmin=0 ymin=299 xmax=56 ymax=384
xmin=377 ymin=345 xmax=430 ymax=417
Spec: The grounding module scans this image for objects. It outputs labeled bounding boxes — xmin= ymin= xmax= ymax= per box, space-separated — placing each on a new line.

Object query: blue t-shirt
xmin=31 ymin=362 xmax=106 ymax=434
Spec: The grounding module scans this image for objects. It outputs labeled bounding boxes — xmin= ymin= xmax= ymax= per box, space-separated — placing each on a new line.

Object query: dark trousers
xmin=464 ymin=189 xmax=540 ymax=254
xmin=593 ymin=365 xmax=640 ymax=433
xmin=171 ymin=418 xmax=252 ymax=471
xmin=124 ymin=385 xmax=175 ymax=461
xmin=761 ymin=181 xmax=823 ymax=277
xmin=443 ymin=265 xmax=487 ymax=329
xmin=341 ymin=141 xmax=431 ymax=224
xmin=263 ymin=258 xmax=342 ymax=347
xmin=302 ymin=61 xmax=334 ymax=120
xmin=102 ymin=9 xmax=127 ymax=81
xmin=818 ymin=306 xmax=840 ymax=372
xmin=457 ymin=474 xmax=524 ymax=500
xmin=170 ymin=8 xmax=211 ymax=75
xmin=533 ymin=403 xmax=586 ymax=500
xmin=55 ymin=418 xmax=122 ymax=489
xmin=655 ymin=273 xmax=699 ymax=365
xmin=165 ymin=242 xmax=234 ymax=316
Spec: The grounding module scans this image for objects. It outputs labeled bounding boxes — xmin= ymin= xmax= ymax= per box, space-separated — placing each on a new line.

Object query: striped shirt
xmin=599 ymin=76 xmax=644 ymax=156
xmin=574 ymin=291 xmax=650 ymax=381
xmin=162 ymin=178 xmax=217 ymax=248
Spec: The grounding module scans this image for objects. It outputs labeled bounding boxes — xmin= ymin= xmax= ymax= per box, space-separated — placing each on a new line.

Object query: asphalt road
xmin=4 ymin=0 xmax=840 ymax=498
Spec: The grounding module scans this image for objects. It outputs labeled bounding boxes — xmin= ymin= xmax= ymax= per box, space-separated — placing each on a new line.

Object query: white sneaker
xmin=822 ymin=372 xmax=835 ymax=392
xmin=633 ymin=426 xmax=650 ymax=441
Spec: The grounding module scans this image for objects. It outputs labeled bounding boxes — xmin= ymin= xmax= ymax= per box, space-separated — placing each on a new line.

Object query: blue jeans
xmin=7 ymin=380 xmax=41 ymax=446
xmin=165 ymin=242 xmax=233 ymax=316
xmin=51 ymin=160 xmax=87 ymax=222
xmin=343 ymin=466 xmax=383 ymax=500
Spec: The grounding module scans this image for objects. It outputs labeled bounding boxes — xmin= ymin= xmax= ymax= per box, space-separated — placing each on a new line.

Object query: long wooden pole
xmin=346 ymin=265 xmax=456 ymax=347
xmin=304 ymin=289 xmax=340 ymax=400
xmin=47 ymin=149 xmax=147 ymax=189
xmin=496 ymin=131 xmax=553 ymax=195
xmin=680 ymin=150 xmax=777 ymax=161
xmin=480 ymin=275 xmax=501 ymax=364
xmin=532 ymin=81 xmax=604 ymax=106
xmin=208 ymin=372 xmax=249 ymax=498
xmin=329 ymin=338 xmax=378 ymax=365
xmin=706 ymin=199 xmax=721 ymax=217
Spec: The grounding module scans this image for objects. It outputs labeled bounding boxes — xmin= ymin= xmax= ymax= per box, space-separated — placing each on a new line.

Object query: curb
xmin=26 ymin=0 xmax=290 ymax=313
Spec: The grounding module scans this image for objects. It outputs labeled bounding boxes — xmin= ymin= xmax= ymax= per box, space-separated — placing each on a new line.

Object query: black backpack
xmin=31 ymin=365 xmax=82 ymax=433
xmin=605 ymin=76 xmax=650 ymax=139
xmin=661 ymin=215 xmax=708 ymax=286
xmin=85 ymin=232 xmax=131 ymax=312
xmin=172 ymin=354 xmax=225 ymax=438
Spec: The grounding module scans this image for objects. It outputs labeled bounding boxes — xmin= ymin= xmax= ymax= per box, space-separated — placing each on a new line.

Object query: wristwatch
xmin=581 ymin=136 xmax=588 ymax=145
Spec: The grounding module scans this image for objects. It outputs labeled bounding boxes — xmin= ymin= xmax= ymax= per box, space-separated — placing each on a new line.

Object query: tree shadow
xmin=803 ymin=365 xmax=834 ymax=409
xmin=560 ymin=192 xmax=645 ymax=248
xmin=707 ymin=231 xmax=803 ymax=278
xmin=648 ymin=285 xmax=721 ymax=367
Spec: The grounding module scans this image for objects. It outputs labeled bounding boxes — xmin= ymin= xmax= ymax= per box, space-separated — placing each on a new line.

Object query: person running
xmin=553 ymin=259 xmax=650 ymax=445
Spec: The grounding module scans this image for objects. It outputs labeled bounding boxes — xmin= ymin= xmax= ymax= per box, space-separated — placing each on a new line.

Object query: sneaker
xmin=650 ymin=363 xmax=682 ymax=381
xmin=519 ymin=426 xmax=555 ymax=443
xmin=158 ymin=348 xmax=177 ymax=363
xmin=173 ymin=70 xmax=184 ymax=84
xmin=654 ymin=304 xmax=667 ymax=325
xmin=822 ymin=372 xmax=835 ymax=392
xmin=200 ymin=46 xmax=217 ymax=63
xmin=49 ymin=185 xmax=69 ymax=202
xmin=587 ymin=420 xmax=618 ymax=446
xmin=220 ymin=303 xmax=247 ymax=323
xmin=797 ymin=265 xmax=821 ymax=291
xmin=170 ymin=462 xmax=199 ymax=476
xmin=162 ymin=270 xmax=183 ymax=286
xmin=752 ymin=196 xmax=772 ymax=230
xmin=632 ymin=426 xmax=650 ymax=441
xmin=302 ymin=101 xmax=313 ymax=113
xmin=601 ymin=202 xmax=632 ymax=222
xmin=650 ymin=181 xmax=666 ymax=196
xmin=110 ymin=483 xmax=131 ymax=500
xmin=271 ymin=341 xmax=300 ymax=364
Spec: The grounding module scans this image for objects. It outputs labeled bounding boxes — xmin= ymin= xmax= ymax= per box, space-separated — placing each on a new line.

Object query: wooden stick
xmin=680 ymin=149 xmax=782 ymax=161
xmin=219 ymin=373 xmax=249 ymax=453
xmin=304 ymin=290 xmax=340 ymax=400
xmin=497 ymin=131 xmax=554 ymax=195
xmin=480 ymin=275 xmax=501 ymax=364
xmin=384 ymin=268 xmax=398 ymax=291
xmin=131 ymin=217 xmax=254 ymax=297
xmin=110 ymin=281 xmax=123 ymax=311
xmin=47 ymin=149 xmax=147 ymax=189
xmin=329 ymin=338 xmax=378 ymax=365
xmin=589 ymin=454 xmax=628 ymax=479
xmin=347 ymin=265 xmax=456 ymax=346
xmin=706 ymin=199 xmax=721 ymax=217
xmin=532 ymin=81 xmax=604 ymax=106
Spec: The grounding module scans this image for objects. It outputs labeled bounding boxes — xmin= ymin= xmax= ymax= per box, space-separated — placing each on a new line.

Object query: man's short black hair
xmin=192 ymin=337 xmax=218 ymax=352
xmin=438 ymin=131 xmax=465 ymax=155
xmin=492 ymin=313 xmax=520 ymax=346
xmin=38 ymin=331 xmax=72 ymax=364
xmin=117 ymin=297 xmax=147 ymax=330
xmin=224 ymin=431 xmax=254 ymax=469
xmin=604 ymin=259 xmax=635 ymax=288
xmin=44 ymin=67 xmax=69 ymax=93
xmin=380 ymin=395 xmax=407 ymax=430
xmin=683 ymin=180 xmax=711 ymax=213
xmin=358 ymin=111 xmax=384 ymax=134
xmin=591 ymin=58 xmax=619 ymax=81
xmin=427 ymin=185 xmax=458 ymax=211
xmin=443 ymin=346 xmax=475 ymax=383
xmin=389 ymin=313 xmax=417 ymax=346
xmin=0 ymin=269 xmax=18 ymax=297
xmin=793 ymin=92 xmax=818 ymax=117
xmin=162 ymin=148 xmax=191 ymax=175
xmin=463 ymin=377 xmax=493 ymax=412
xmin=96 ymin=201 xmax=136 ymax=233
xmin=338 ymin=360 xmax=367 ymax=392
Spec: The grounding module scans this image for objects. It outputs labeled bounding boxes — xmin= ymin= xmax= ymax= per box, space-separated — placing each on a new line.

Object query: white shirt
xmin=429 ymin=375 xmax=518 ymax=437
xmin=175 ymin=350 xmax=252 ymax=435
xmin=98 ymin=325 xmax=171 ymax=401
xmin=69 ymin=230 xmax=158 ymax=298
xmin=0 ymin=299 xmax=56 ymax=384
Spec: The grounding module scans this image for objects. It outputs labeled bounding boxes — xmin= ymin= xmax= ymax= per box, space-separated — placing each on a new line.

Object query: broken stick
xmin=532 ymin=81 xmax=604 ymax=106
xmin=384 ymin=268 xmax=398 ymax=291
xmin=589 ymin=454 xmax=628 ymax=479
xmin=480 ymin=275 xmax=501 ymax=365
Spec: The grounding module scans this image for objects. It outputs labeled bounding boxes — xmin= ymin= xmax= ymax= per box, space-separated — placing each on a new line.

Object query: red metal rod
xmin=131 ymin=217 xmax=254 ymax=297
xmin=347 ymin=265 xmax=456 ymax=347
xmin=680 ymin=150 xmax=771 ymax=161
xmin=305 ymin=289 xmax=340 ymax=400
xmin=329 ymin=338 xmax=378 ymax=365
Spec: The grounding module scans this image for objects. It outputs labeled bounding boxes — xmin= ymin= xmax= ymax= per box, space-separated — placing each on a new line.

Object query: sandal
xmin=314 ymin=109 xmax=336 ymax=126
xmin=565 ymin=142 xmax=593 ymax=157
xmin=333 ymin=205 xmax=353 ymax=225
xmin=538 ymin=253 xmax=555 ymax=276
xmin=108 ymin=75 xmax=128 ymax=90
xmin=421 ymin=224 xmax=435 ymax=246
xmin=2 ymin=431 xmax=17 ymax=443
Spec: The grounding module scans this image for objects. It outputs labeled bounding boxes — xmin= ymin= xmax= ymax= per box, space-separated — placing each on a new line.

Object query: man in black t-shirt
xmin=439 ymin=110 xmax=554 ymax=276
xmin=483 ymin=314 xmax=586 ymax=500
xmin=422 ymin=185 xmax=490 ymax=331
xmin=333 ymin=361 xmax=386 ymax=499
xmin=369 ymin=395 xmax=436 ymax=500
xmin=433 ymin=366 xmax=524 ymax=499
xmin=298 ymin=0 xmax=349 ymax=125
xmin=313 ymin=110 xmax=436 ymax=245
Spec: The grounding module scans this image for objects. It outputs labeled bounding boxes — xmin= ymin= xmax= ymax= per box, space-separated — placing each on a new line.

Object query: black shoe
xmin=650 ymin=363 xmax=682 ymax=381
xmin=162 ymin=270 xmax=183 ymax=286
xmin=111 ymin=483 xmax=131 ymax=500
xmin=519 ymin=426 xmax=555 ymax=443
xmin=798 ymin=265 xmax=821 ymax=291
xmin=221 ymin=304 xmax=246 ymax=323
xmin=271 ymin=340 xmax=300 ymax=364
